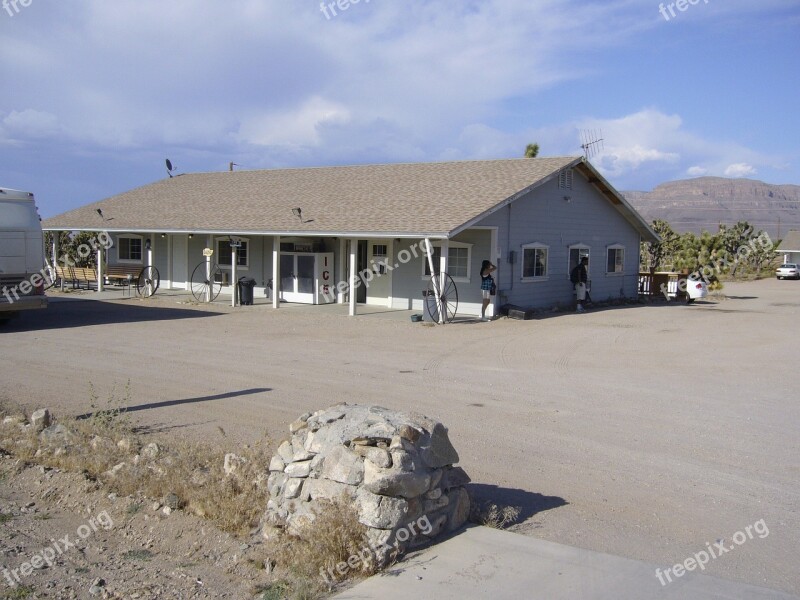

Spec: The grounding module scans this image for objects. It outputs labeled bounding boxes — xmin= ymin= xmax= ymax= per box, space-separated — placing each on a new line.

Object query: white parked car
xmin=685 ymin=275 xmax=708 ymax=304
xmin=776 ymin=263 xmax=800 ymax=280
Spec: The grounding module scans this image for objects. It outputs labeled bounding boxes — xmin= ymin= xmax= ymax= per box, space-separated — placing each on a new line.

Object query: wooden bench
xmin=54 ymin=264 xmax=75 ymax=288
xmin=55 ymin=265 xmax=97 ymax=290
xmin=104 ymin=265 xmax=142 ymax=285
xmin=74 ymin=266 xmax=97 ymax=289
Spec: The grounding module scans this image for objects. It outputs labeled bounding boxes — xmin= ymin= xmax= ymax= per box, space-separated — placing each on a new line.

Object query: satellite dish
xmin=166 ymin=158 xmax=175 ymax=178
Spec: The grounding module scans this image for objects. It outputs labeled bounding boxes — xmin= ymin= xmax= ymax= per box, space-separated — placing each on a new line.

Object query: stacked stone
xmin=264 ymin=404 xmax=470 ymax=563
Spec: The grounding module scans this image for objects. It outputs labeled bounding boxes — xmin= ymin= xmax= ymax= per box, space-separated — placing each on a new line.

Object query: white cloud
xmin=236 ymin=97 xmax=351 ymax=147
xmin=0 ymin=0 xmax=794 ymax=203
xmin=572 ymin=108 xmax=774 ymax=188
xmin=724 ymin=163 xmax=757 ymax=178
xmin=579 ymin=109 xmax=688 ymax=178
xmin=2 ymin=109 xmax=60 ymax=139
xmin=0 ymin=0 xmax=649 ymax=154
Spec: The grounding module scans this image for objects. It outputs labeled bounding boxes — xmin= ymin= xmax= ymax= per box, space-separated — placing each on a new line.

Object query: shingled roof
xmin=776 ymin=230 xmax=800 ymax=252
xmin=43 ymin=156 xmax=657 ymax=240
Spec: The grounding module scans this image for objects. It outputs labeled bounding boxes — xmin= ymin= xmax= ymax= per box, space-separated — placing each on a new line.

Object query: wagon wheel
xmin=42 ymin=262 xmax=57 ymax=290
xmin=190 ymin=261 xmax=222 ymax=302
xmin=136 ymin=266 xmax=160 ymax=298
xmin=427 ymin=273 xmax=458 ymax=323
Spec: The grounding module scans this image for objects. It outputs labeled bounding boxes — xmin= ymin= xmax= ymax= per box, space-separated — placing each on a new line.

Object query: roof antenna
xmin=580 ymin=129 xmax=604 ymax=159
xmin=229 ymin=162 xmax=239 ymax=172
xmin=166 ymin=158 xmax=176 ymax=178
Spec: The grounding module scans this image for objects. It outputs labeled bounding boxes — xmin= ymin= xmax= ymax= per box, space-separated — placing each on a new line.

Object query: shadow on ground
xmin=0 ymin=298 xmax=222 ymax=332
xmin=466 ymin=482 xmax=568 ymax=524
xmin=75 ymin=388 xmax=272 ymax=420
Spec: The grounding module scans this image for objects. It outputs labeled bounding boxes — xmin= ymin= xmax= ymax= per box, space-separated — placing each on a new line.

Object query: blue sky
xmin=1 ymin=0 xmax=798 ymax=218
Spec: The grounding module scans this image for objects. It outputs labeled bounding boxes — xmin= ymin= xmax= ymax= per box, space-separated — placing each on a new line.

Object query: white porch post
xmin=166 ymin=235 xmax=172 ymax=290
xmin=386 ymin=239 xmax=394 ymax=309
xmin=338 ymin=238 xmax=347 ymax=304
xmin=272 ymin=236 xmax=280 ymax=309
xmin=205 ymin=236 xmax=212 ymax=303
xmin=147 ymin=235 xmax=154 ymax=270
xmin=96 ymin=245 xmax=104 ymax=292
xmin=52 ymin=233 xmax=63 ymax=291
xmin=349 ymin=239 xmax=357 ymax=316
xmin=439 ymin=240 xmax=448 ymax=324
xmin=424 ymin=238 xmax=442 ymax=323
xmin=231 ymin=244 xmax=238 ymax=307
xmin=490 ymin=227 xmax=499 ymax=318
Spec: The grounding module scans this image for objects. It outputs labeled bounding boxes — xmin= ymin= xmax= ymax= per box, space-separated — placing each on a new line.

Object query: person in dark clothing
xmin=571 ymin=256 xmax=589 ymax=312
xmin=480 ymin=260 xmax=496 ymax=321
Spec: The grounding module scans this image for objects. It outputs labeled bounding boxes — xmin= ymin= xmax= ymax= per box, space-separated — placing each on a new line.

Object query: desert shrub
xmin=470 ymin=501 xmax=521 ymax=529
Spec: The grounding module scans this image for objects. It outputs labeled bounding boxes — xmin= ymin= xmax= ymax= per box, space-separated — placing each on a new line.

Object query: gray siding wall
xmin=389 ymin=239 xmax=432 ymax=311
xmin=390 ymin=230 xmax=492 ymax=314
xmin=187 ymin=235 xmax=272 ymax=296
xmin=475 ymin=168 xmax=642 ymax=309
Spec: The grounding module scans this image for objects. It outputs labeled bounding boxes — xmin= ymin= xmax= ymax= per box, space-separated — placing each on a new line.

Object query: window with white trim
xmin=606 ymin=245 xmax=624 ymax=274
xmin=216 ymin=237 xmax=249 ymax=268
xmin=372 ymin=244 xmax=388 ymax=275
xmin=117 ymin=235 xmax=142 ymax=263
xmin=521 ymin=243 xmax=548 ymax=280
xmin=568 ymin=245 xmax=590 ymax=278
xmin=422 ymin=242 xmax=472 ymax=281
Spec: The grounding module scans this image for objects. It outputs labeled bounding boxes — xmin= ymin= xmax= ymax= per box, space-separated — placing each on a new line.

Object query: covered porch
xmin=43 ymin=229 xmax=493 ymax=321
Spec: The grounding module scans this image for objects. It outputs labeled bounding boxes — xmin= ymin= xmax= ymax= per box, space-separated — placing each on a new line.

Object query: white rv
xmin=0 ymin=187 xmax=48 ymax=321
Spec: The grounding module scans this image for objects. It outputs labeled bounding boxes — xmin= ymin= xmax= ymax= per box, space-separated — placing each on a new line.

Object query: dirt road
xmin=1 ymin=279 xmax=798 ymax=594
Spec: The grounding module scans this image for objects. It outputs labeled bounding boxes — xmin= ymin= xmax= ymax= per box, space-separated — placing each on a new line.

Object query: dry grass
xmin=257 ymin=498 xmax=375 ymax=598
xmin=0 ymin=391 xmax=270 ymax=536
xmin=1 ymin=394 xmax=376 ymax=600
xmin=1 ymin=585 xmax=36 ymax=600
xmin=470 ymin=501 xmax=521 ymax=529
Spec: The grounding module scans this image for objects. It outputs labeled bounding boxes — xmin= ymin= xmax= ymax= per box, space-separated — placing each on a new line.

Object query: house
xmin=42 ymin=156 xmax=658 ymax=318
xmin=776 ymin=230 xmax=800 ymax=265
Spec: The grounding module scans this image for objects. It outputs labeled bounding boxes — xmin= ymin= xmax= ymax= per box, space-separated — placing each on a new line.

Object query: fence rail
xmin=638 ymin=272 xmax=687 ymax=299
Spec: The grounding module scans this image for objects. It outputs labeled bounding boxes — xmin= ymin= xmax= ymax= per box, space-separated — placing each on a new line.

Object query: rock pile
xmin=263 ymin=404 xmax=470 ymax=563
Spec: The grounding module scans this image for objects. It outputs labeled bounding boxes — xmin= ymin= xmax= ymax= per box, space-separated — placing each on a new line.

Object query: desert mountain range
xmin=623 ymin=177 xmax=800 ymax=239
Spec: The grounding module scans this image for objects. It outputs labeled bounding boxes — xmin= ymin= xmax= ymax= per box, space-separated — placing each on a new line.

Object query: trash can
xmin=238 ymin=277 xmax=256 ymax=305
xmin=422 ymin=290 xmax=440 ymax=322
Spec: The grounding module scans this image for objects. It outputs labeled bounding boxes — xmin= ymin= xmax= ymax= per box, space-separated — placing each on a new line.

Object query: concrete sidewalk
xmin=335 ymin=526 xmax=797 ymax=600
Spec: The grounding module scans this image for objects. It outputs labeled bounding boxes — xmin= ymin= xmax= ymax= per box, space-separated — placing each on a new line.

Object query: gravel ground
xmin=1 ymin=279 xmax=798 ymax=595
xmin=0 ymin=461 xmax=264 ymax=599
